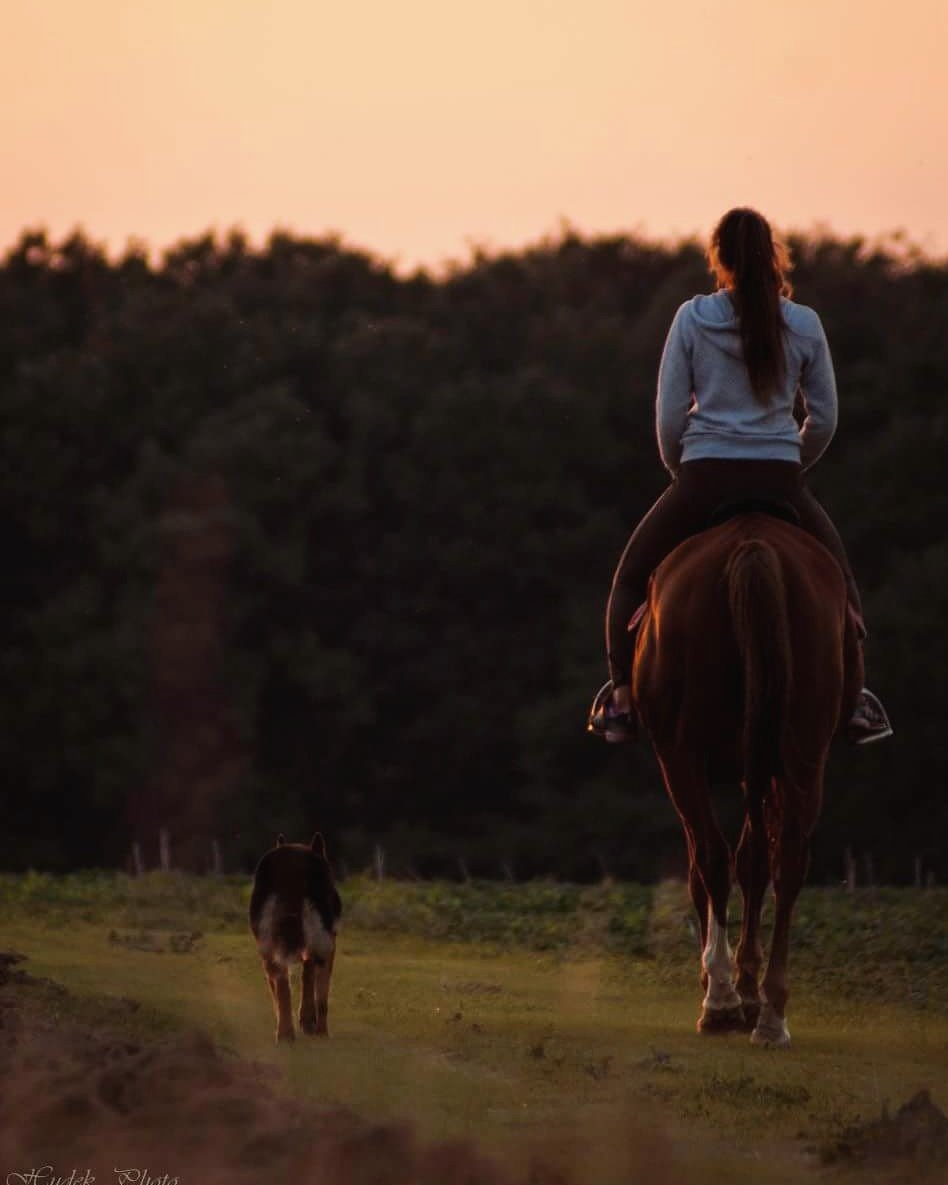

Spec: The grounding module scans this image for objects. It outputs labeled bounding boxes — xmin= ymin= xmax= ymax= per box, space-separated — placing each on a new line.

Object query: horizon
xmin=4 ymin=218 xmax=944 ymax=278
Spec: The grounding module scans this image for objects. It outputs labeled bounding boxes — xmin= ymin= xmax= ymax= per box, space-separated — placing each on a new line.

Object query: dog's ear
xmin=276 ymin=833 xmax=286 ymax=847
xmin=310 ymin=831 xmax=327 ymax=857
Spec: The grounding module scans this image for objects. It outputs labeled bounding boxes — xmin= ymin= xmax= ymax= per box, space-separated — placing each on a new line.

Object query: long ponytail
xmin=708 ymin=208 xmax=793 ymax=403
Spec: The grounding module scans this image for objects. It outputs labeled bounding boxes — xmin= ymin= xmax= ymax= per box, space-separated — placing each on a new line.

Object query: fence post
xmin=844 ymin=846 xmax=856 ymax=892
xmin=373 ymin=844 xmax=385 ymax=882
xmin=863 ymin=852 xmax=875 ymax=888
xmin=132 ymin=842 xmax=145 ymax=877
xmin=211 ymin=838 xmax=223 ymax=875
xmin=159 ymin=827 xmax=171 ymax=872
xmin=914 ymin=855 xmax=922 ymax=889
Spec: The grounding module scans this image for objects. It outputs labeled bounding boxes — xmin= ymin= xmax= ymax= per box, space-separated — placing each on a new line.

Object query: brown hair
xmin=707 ymin=208 xmax=793 ymax=402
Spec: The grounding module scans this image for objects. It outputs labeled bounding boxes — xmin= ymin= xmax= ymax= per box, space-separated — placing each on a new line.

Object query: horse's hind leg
xmin=660 ymin=753 xmax=743 ymax=1031
xmin=734 ymin=794 xmax=771 ymax=1028
xmin=751 ymin=774 xmax=820 ymax=1048
xmin=684 ymin=830 xmax=710 ymax=989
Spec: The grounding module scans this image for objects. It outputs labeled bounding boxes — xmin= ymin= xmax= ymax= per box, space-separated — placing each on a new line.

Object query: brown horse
xmin=632 ymin=512 xmax=861 ymax=1046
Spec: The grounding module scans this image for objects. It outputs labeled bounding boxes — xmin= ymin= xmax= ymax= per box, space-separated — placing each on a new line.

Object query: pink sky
xmin=3 ymin=0 xmax=946 ymax=270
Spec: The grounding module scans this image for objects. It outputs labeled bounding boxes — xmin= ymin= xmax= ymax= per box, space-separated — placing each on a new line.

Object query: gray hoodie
xmin=656 ymin=290 xmax=838 ymax=474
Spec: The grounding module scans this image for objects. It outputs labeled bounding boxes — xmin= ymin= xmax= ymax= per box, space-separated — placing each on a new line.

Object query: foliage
xmin=0 ymin=227 xmax=944 ymax=879
xmin=3 ymin=872 xmax=945 ymax=1003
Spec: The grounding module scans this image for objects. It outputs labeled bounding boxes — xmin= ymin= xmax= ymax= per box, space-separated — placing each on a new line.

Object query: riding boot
xmin=847 ymin=602 xmax=868 ymax=643
xmin=846 ymin=638 xmax=894 ymax=745
xmin=840 ymin=609 xmax=893 ymax=744
xmin=589 ymin=616 xmax=645 ymax=743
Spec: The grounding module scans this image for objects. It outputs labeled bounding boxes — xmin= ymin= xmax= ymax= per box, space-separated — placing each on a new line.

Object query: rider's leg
xmin=591 ymin=479 xmax=702 ymax=740
xmin=590 ymin=468 xmax=712 ymax=741
xmin=605 ymin=476 xmax=702 ymax=691
xmin=792 ymin=484 xmax=864 ymax=627
xmin=792 ymin=485 xmax=891 ymax=742
xmin=602 ymin=460 xmax=795 ymax=701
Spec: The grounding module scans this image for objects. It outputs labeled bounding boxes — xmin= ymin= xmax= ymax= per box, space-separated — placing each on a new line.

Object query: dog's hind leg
xmin=315 ymin=945 xmax=335 ymax=1036
xmin=300 ymin=958 xmax=319 ymax=1035
xmin=265 ymin=957 xmax=295 ymax=1043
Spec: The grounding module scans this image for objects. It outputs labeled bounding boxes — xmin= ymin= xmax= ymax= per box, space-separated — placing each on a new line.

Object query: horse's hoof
xmin=300 ymin=1017 xmax=319 ymax=1035
xmin=750 ymin=1005 xmax=790 ymax=1048
xmin=276 ymin=1028 xmax=295 ymax=1044
xmin=750 ymin=1026 xmax=790 ymax=1049
xmin=697 ymin=1004 xmax=745 ymax=1033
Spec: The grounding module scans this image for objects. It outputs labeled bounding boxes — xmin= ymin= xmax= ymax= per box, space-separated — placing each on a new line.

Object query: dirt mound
xmin=821 ymin=1090 xmax=948 ymax=1170
xmin=0 ymin=951 xmax=677 ymax=1185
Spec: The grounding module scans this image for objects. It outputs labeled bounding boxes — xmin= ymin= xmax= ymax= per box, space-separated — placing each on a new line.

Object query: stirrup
xmin=587 ymin=681 xmax=637 ymax=743
xmin=847 ymin=688 xmax=893 ymax=745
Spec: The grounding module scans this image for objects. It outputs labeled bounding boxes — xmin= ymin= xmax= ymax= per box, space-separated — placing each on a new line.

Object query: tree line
xmin=1 ymin=226 xmax=944 ymax=882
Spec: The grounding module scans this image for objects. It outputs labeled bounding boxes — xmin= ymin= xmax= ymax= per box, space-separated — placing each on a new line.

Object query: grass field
xmin=1 ymin=872 xmax=946 ymax=1183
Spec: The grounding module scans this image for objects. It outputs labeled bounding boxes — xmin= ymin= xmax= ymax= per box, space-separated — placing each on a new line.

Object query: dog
xmin=249 ymin=831 xmax=341 ymax=1043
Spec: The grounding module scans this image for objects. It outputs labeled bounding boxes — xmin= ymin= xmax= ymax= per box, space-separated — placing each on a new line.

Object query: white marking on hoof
xmin=701 ymin=909 xmax=741 ymax=1013
xmin=750 ymin=1002 xmax=791 ymax=1048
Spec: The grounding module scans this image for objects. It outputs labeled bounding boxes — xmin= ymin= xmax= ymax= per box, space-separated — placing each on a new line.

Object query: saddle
xmin=626 ymin=496 xmax=802 ymax=635
xmin=708 ymin=495 xmax=801 ymax=529
xmin=708 ymin=496 xmax=801 ymax=529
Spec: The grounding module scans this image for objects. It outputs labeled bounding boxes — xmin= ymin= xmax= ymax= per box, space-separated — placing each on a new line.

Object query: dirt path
xmin=2 ymin=938 xmax=945 ymax=1185
xmin=0 ymin=949 xmax=679 ymax=1185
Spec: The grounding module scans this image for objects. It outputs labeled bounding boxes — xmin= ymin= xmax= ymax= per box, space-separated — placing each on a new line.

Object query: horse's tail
xmin=726 ymin=539 xmax=792 ymax=798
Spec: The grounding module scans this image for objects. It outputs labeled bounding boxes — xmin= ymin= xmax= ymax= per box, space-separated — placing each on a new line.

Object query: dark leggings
xmin=606 ymin=458 xmax=862 ymax=687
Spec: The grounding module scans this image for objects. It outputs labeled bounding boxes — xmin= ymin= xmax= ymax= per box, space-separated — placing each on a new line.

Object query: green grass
xmin=2 ymin=873 xmax=946 ymax=1182
xmin=0 ymin=870 xmax=653 ymax=953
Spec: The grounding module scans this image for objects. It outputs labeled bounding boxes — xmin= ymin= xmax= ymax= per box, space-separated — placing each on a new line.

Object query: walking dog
xmin=249 ymin=832 xmax=341 ymax=1043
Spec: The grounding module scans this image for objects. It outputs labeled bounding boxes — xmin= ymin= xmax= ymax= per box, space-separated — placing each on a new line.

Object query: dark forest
xmin=1 ymin=227 xmax=944 ymax=883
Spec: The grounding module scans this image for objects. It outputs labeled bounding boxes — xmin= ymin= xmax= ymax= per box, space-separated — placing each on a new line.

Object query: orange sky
xmin=3 ymin=0 xmax=947 ymax=270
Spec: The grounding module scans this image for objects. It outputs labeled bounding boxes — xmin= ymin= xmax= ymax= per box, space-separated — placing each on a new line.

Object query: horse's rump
xmin=633 ymin=514 xmax=849 ymax=779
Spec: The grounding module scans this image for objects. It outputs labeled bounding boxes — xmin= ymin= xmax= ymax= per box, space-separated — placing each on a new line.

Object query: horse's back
xmin=633 ymin=514 xmax=848 ymax=770
xmin=652 ymin=514 xmax=846 ymax=642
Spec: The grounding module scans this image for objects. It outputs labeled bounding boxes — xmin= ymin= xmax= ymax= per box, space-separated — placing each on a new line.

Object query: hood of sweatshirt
xmin=688 ymin=291 xmax=744 ymax=358
xmin=687 ymin=291 xmax=818 ymax=358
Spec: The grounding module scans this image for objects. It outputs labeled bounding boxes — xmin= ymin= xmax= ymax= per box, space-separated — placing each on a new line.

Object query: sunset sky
xmin=3 ymin=0 xmax=946 ymax=270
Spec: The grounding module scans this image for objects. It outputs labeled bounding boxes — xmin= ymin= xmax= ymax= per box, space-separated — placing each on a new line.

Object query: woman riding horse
xmin=588 ymin=207 xmax=892 ymax=745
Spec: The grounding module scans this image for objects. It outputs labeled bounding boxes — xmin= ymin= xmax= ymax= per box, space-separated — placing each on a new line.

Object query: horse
xmin=632 ymin=511 xmax=862 ymax=1047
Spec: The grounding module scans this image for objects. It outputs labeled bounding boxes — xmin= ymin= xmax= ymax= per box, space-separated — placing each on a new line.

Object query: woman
xmin=588 ymin=207 xmax=892 ymax=744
